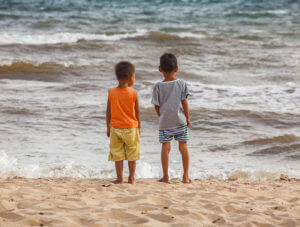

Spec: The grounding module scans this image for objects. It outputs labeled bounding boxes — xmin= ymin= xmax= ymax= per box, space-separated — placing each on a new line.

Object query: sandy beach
xmin=0 ymin=177 xmax=299 ymax=226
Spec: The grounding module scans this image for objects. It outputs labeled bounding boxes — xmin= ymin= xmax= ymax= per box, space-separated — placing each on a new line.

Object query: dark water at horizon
xmin=0 ymin=0 xmax=299 ymax=179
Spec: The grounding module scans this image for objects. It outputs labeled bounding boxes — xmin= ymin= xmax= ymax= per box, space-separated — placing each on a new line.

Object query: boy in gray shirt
xmin=151 ymin=53 xmax=191 ymax=183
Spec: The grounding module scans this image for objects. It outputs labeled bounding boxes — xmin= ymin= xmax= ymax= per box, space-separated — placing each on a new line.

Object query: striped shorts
xmin=159 ymin=125 xmax=189 ymax=143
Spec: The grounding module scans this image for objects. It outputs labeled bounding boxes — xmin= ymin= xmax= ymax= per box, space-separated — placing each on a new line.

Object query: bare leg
xmin=128 ymin=161 xmax=136 ymax=184
xmin=114 ymin=160 xmax=123 ymax=184
xmin=179 ymin=141 xmax=190 ymax=183
xmin=161 ymin=142 xmax=171 ymax=183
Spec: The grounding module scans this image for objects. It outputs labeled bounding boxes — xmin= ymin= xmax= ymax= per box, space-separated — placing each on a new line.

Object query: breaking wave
xmin=1 ymin=107 xmax=38 ymax=116
xmin=127 ymin=31 xmax=206 ymax=41
xmin=0 ymin=31 xmax=148 ymax=45
xmin=1 ymin=151 xmax=298 ymax=180
xmin=0 ymin=61 xmax=90 ymax=81
xmin=0 ymin=31 xmax=210 ymax=45
xmin=0 ymin=61 xmax=86 ymax=74
xmin=248 ymin=144 xmax=300 ymax=156
xmin=243 ymin=134 xmax=299 ymax=145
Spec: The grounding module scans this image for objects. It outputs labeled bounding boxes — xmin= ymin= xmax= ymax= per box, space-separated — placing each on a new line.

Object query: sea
xmin=0 ymin=0 xmax=299 ymax=180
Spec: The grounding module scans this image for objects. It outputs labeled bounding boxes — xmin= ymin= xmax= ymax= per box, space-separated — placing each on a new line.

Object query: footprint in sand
xmin=66 ymin=215 xmax=95 ymax=225
xmin=147 ymin=213 xmax=175 ymax=223
xmin=280 ymin=219 xmax=298 ymax=226
xmin=0 ymin=211 xmax=24 ymax=221
xmin=224 ymin=204 xmax=240 ymax=213
xmin=115 ymin=195 xmax=146 ymax=203
xmin=168 ymin=208 xmax=190 ymax=215
xmin=17 ymin=199 xmax=39 ymax=209
xmin=131 ymin=204 xmax=157 ymax=212
xmin=148 ymin=196 xmax=173 ymax=206
xmin=19 ymin=218 xmax=44 ymax=226
xmin=105 ymin=210 xmax=139 ymax=221
xmin=0 ymin=200 xmax=16 ymax=211
xmin=105 ymin=210 xmax=150 ymax=225
xmin=204 ymin=203 xmax=223 ymax=213
xmin=131 ymin=217 xmax=149 ymax=224
xmin=188 ymin=212 xmax=207 ymax=221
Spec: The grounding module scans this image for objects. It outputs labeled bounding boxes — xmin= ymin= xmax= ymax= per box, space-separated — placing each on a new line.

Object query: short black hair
xmin=160 ymin=53 xmax=177 ymax=73
xmin=115 ymin=61 xmax=135 ymax=80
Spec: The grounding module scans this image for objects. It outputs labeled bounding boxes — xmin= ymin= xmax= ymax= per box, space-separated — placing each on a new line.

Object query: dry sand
xmin=0 ymin=177 xmax=299 ymax=226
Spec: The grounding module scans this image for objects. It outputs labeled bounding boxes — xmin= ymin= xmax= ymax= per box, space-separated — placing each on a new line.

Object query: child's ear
xmin=174 ymin=66 xmax=178 ymax=72
xmin=128 ymin=73 xmax=135 ymax=87
xmin=158 ymin=66 xmax=162 ymax=72
xmin=130 ymin=73 xmax=135 ymax=82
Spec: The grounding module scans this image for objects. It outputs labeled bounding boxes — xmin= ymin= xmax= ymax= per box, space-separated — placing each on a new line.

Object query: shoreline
xmin=0 ymin=178 xmax=299 ymax=226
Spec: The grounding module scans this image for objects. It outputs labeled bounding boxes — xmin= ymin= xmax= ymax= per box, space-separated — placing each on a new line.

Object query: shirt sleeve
xmin=181 ymin=81 xmax=190 ymax=100
xmin=151 ymin=83 xmax=160 ymax=106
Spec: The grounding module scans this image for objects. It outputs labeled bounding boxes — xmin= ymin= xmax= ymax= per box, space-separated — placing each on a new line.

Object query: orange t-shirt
xmin=108 ymin=87 xmax=138 ymax=128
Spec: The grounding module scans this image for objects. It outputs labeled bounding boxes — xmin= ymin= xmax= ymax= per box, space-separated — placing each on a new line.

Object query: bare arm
xmin=154 ymin=105 xmax=160 ymax=117
xmin=106 ymin=98 xmax=111 ymax=137
xmin=181 ymin=98 xmax=190 ymax=126
xmin=135 ymin=96 xmax=141 ymax=134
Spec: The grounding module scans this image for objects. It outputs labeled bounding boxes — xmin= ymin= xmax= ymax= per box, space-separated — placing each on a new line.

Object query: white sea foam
xmin=0 ymin=151 xmax=298 ymax=180
xmin=0 ymin=30 xmax=148 ymax=45
xmin=176 ymin=32 xmax=206 ymax=39
xmin=0 ymin=150 xmax=43 ymax=178
xmin=0 ymin=151 xmax=159 ymax=179
xmin=0 ymin=30 xmax=209 ymax=45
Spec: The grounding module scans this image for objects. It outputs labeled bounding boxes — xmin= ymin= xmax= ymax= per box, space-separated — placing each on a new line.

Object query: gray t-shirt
xmin=151 ymin=79 xmax=190 ymax=130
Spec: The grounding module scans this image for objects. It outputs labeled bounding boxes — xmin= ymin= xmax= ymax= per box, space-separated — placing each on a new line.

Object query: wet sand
xmin=0 ymin=177 xmax=299 ymax=226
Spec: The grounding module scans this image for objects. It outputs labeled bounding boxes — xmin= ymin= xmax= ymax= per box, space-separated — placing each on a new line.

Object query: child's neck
xmin=163 ymin=72 xmax=177 ymax=82
xmin=117 ymin=81 xmax=129 ymax=89
xmin=117 ymin=83 xmax=129 ymax=88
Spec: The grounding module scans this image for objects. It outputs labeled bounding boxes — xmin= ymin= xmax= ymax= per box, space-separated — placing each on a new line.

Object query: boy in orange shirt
xmin=106 ymin=61 xmax=141 ymax=184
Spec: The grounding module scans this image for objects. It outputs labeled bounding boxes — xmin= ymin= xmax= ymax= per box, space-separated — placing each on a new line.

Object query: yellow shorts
xmin=109 ymin=127 xmax=140 ymax=162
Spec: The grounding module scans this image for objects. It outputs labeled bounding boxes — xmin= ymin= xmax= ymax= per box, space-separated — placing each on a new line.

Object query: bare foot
xmin=182 ymin=176 xmax=191 ymax=184
xmin=128 ymin=177 xmax=135 ymax=184
xmin=158 ymin=178 xmax=170 ymax=184
xmin=112 ymin=179 xmax=123 ymax=184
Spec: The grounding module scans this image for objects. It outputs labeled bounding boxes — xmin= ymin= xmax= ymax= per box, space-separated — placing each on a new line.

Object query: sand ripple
xmin=0 ymin=178 xmax=299 ymax=226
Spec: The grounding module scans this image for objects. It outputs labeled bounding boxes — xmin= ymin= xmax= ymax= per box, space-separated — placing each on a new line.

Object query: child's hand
xmin=187 ymin=119 xmax=191 ymax=127
xmin=139 ymin=127 xmax=141 ymax=135
xmin=107 ymin=127 xmax=110 ymax=137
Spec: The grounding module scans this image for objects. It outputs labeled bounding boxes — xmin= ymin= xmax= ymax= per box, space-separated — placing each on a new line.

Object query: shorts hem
xmin=175 ymin=138 xmax=189 ymax=142
xmin=159 ymin=140 xmax=172 ymax=143
xmin=109 ymin=158 xmax=140 ymax=162
xmin=108 ymin=157 xmax=125 ymax=162
xmin=127 ymin=158 xmax=140 ymax=161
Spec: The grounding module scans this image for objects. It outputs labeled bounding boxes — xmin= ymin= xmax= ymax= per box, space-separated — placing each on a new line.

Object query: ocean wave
xmin=243 ymin=134 xmax=299 ymax=145
xmin=0 ymin=61 xmax=77 ymax=73
xmin=0 ymin=150 xmax=298 ymax=180
xmin=0 ymin=151 xmax=159 ymax=179
xmin=190 ymin=108 xmax=300 ymax=133
xmin=248 ymin=144 xmax=300 ymax=156
xmin=0 ymin=31 xmax=210 ymax=45
xmin=0 ymin=30 xmax=148 ymax=45
xmin=127 ymin=31 xmax=206 ymax=41
xmin=1 ymin=107 xmax=37 ymax=116
xmin=0 ymin=61 xmax=88 ymax=81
